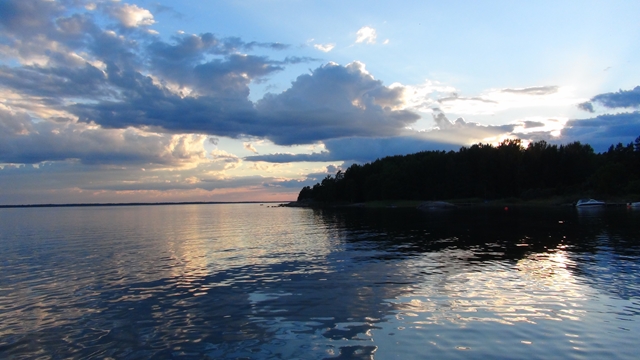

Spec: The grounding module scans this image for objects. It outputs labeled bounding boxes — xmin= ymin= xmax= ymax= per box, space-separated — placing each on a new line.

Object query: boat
xmin=417 ymin=201 xmax=457 ymax=211
xmin=576 ymin=199 xmax=605 ymax=207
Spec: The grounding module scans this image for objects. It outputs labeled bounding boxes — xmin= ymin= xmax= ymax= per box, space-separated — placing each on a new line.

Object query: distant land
xmin=0 ymin=201 xmax=288 ymax=209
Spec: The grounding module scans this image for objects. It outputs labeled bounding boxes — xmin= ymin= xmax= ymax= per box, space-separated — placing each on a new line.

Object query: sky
xmin=1 ymin=0 xmax=639 ymax=205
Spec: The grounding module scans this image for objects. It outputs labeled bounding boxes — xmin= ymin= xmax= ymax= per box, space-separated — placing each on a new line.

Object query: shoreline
xmin=281 ymin=197 xmax=635 ymax=209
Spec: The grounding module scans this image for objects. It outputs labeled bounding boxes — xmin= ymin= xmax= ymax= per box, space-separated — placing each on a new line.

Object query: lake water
xmin=1 ymin=204 xmax=639 ymax=359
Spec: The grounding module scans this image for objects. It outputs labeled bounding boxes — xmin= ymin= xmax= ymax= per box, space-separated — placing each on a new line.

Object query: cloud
xmin=0 ymin=1 xmax=418 ymax=151
xmin=101 ymin=2 xmax=155 ymax=28
xmin=588 ymin=86 xmax=640 ymax=109
xmin=0 ymin=0 xmax=64 ymax=38
xmin=0 ymin=107 xmax=209 ymax=167
xmin=0 ymin=161 xmax=297 ymax=204
xmin=209 ymin=149 xmax=242 ymax=170
xmin=245 ymin=136 xmax=458 ymax=163
xmin=246 ymin=111 xmax=516 ymax=163
xmin=501 ymin=86 xmax=559 ymax=96
xmin=27 ymin=60 xmax=416 ymax=147
xmin=0 ymin=63 xmax=108 ymax=100
xmin=577 ymin=101 xmax=595 ymax=113
xmin=561 ymin=111 xmax=640 ymax=151
xmin=254 ymin=62 xmax=419 ymax=144
xmin=521 ymin=120 xmax=546 ymax=129
xmin=405 ymin=83 xmax=573 ymax=117
xmin=82 ymin=173 xmax=293 ymax=192
xmin=0 ymin=0 xmax=86 ymax=64
xmin=245 ymin=152 xmax=332 ymax=163
xmin=355 ymin=26 xmax=377 ymax=44
xmin=567 ymin=86 xmax=640 ymax=150
xmin=314 ymin=43 xmax=335 ymax=52
xmin=244 ymin=142 xmax=258 ymax=154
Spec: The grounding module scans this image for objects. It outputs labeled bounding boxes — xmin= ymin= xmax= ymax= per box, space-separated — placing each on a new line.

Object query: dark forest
xmin=297 ymin=136 xmax=640 ymax=203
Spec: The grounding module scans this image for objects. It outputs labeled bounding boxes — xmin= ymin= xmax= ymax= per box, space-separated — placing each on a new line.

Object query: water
xmin=1 ymin=204 xmax=639 ymax=359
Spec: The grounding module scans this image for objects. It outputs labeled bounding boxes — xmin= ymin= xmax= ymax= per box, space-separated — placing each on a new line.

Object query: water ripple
xmin=1 ymin=205 xmax=639 ymax=359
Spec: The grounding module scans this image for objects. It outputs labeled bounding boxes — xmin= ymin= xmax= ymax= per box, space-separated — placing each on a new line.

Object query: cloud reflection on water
xmin=1 ymin=205 xmax=639 ymax=359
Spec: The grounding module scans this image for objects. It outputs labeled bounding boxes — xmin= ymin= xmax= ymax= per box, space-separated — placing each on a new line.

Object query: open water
xmin=0 ymin=203 xmax=639 ymax=359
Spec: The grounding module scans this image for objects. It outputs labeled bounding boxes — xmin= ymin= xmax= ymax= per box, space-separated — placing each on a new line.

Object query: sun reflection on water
xmin=390 ymin=248 xmax=592 ymax=328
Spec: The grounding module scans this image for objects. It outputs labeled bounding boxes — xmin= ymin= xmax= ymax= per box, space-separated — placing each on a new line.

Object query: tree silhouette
xmin=297 ymin=136 xmax=640 ymax=203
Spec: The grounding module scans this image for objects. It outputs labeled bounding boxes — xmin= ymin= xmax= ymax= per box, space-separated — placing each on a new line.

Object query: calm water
xmin=1 ymin=204 xmax=639 ymax=359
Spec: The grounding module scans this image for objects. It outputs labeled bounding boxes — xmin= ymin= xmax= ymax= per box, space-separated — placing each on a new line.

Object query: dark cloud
xmin=590 ymin=86 xmax=640 ymax=109
xmin=501 ymin=86 xmax=559 ymax=95
xmin=146 ymin=34 xmax=312 ymax=95
xmin=71 ymin=63 xmax=259 ymax=135
xmin=0 ymin=63 xmax=108 ymax=102
xmin=254 ymin=62 xmax=420 ymax=144
xmin=177 ymin=35 xmax=290 ymax=55
xmin=243 ymin=41 xmax=289 ymax=51
xmin=0 ymin=0 xmax=63 ymax=37
xmin=276 ymin=56 xmax=321 ymax=65
xmin=0 ymin=0 xmax=96 ymax=63
xmin=522 ymin=120 xmax=545 ymax=128
xmin=561 ymin=111 xmax=640 ymax=151
xmin=0 ymin=1 xmax=415 ymax=149
xmin=68 ymin=61 xmax=418 ymax=145
xmin=191 ymin=54 xmax=283 ymax=97
xmin=578 ymin=101 xmax=595 ymax=113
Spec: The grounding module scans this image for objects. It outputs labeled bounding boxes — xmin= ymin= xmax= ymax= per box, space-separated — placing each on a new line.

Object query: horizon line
xmin=0 ymin=201 xmax=292 ymax=209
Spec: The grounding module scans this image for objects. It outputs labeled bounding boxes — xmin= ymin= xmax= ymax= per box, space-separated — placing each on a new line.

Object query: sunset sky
xmin=1 ymin=0 xmax=639 ymax=205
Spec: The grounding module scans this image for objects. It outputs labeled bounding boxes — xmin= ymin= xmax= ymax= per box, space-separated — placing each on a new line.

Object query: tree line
xmin=297 ymin=136 xmax=640 ymax=203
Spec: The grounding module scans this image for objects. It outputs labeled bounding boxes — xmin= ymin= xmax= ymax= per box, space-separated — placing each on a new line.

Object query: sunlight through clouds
xmin=437 ymin=86 xmax=584 ymax=115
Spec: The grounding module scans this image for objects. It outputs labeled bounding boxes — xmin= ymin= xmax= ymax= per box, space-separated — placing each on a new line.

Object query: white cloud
xmin=107 ymin=3 xmax=155 ymax=28
xmin=243 ymin=142 xmax=258 ymax=154
xmin=356 ymin=26 xmax=377 ymax=44
xmin=210 ymin=149 xmax=242 ymax=171
xmin=314 ymin=43 xmax=335 ymax=52
xmin=403 ymin=80 xmax=458 ymax=112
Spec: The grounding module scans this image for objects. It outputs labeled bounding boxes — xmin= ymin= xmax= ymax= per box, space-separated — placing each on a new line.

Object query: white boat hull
xmin=576 ymin=199 xmax=605 ymax=207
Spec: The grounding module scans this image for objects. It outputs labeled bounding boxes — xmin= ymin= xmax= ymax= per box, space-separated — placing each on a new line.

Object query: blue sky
xmin=1 ymin=0 xmax=639 ymax=204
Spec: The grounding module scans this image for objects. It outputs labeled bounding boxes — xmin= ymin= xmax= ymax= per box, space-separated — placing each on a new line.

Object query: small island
xmin=288 ymin=137 xmax=640 ymax=208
